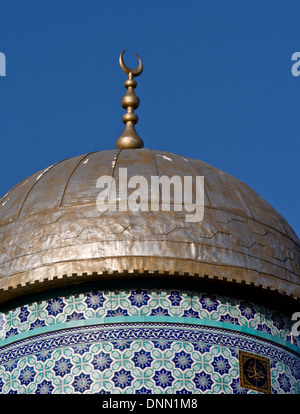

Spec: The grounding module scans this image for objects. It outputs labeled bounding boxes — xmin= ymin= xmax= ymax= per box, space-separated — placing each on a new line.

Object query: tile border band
xmin=0 ymin=316 xmax=299 ymax=355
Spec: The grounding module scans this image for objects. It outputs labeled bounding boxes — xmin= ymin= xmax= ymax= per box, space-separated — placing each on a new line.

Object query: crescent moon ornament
xmin=116 ymin=50 xmax=144 ymax=149
xmin=119 ymin=50 xmax=143 ymax=77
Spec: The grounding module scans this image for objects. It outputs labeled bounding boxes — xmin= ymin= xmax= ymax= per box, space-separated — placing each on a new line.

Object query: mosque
xmin=0 ymin=51 xmax=299 ymax=394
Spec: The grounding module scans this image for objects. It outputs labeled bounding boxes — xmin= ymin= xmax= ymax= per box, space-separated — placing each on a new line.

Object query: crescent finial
xmin=116 ymin=50 xmax=144 ymax=149
xmin=119 ymin=50 xmax=143 ymax=77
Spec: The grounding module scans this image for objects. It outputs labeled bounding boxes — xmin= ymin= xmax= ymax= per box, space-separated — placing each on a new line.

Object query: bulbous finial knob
xmin=115 ymin=50 xmax=144 ymax=149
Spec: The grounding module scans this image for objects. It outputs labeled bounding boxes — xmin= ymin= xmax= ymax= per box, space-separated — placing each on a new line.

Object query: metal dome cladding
xmin=0 ymin=148 xmax=299 ymax=303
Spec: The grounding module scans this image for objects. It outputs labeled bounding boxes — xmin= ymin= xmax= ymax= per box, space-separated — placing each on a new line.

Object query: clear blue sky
xmin=0 ymin=0 xmax=299 ymax=236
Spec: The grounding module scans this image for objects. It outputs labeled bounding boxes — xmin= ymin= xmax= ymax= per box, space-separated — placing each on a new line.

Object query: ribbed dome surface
xmin=0 ymin=148 xmax=299 ymax=302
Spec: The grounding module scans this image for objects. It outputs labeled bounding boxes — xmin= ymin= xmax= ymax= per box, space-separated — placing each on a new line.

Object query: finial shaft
xmin=116 ymin=50 xmax=144 ymax=149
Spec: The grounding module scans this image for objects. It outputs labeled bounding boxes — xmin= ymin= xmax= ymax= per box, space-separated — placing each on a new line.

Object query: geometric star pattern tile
xmin=0 ymin=329 xmax=298 ymax=394
xmin=0 ymin=288 xmax=299 ymax=394
xmin=0 ymin=288 xmax=297 ymax=347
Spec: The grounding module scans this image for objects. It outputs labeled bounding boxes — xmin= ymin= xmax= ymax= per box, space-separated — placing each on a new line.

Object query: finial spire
xmin=115 ymin=50 xmax=144 ymax=149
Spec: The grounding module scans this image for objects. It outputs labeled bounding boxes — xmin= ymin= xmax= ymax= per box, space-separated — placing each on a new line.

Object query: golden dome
xmin=0 ymin=148 xmax=299 ymax=303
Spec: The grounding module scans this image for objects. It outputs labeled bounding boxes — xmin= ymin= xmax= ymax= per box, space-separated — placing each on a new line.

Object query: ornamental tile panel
xmin=0 ymin=288 xmax=299 ymax=394
xmin=0 ymin=322 xmax=299 ymax=394
xmin=0 ymin=288 xmax=296 ymax=347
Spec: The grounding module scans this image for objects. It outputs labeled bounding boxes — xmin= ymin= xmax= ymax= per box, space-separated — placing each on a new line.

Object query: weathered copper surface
xmin=0 ymin=148 xmax=299 ymax=303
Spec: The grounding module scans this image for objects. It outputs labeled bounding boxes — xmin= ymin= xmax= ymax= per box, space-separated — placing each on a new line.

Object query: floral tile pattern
xmin=0 ymin=322 xmax=299 ymax=394
xmin=0 ymin=288 xmax=298 ymax=347
xmin=0 ymin=288 xmax=299 ymax=394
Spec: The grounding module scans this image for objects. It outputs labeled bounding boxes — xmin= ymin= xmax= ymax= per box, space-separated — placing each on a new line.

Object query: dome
xmin=0 ymin=148 xmax=299 ymax=303
xmin=0 ymin=51 xmax=299 ymax=396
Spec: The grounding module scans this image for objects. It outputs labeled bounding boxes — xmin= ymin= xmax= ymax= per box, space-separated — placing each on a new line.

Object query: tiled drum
xmin=0 ymin=288 xmax=299 ymax=394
